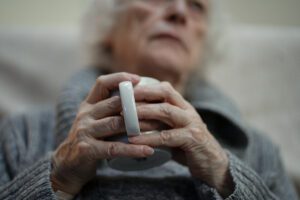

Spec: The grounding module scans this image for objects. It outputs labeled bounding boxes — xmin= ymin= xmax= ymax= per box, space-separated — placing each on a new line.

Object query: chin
xmin=136 ymin=50 xmax=188 ymax=84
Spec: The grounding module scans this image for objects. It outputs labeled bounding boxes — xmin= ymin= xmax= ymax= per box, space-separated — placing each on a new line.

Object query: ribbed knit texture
xmin=0 ymin=68 xmax=298 ymax=200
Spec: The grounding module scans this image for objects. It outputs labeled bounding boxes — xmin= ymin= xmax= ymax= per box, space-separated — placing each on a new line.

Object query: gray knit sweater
xmin=0 ymin=69 xmax=298 ymax=200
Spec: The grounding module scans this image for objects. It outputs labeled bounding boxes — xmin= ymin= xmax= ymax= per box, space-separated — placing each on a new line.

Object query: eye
xmin=189 ymin=0 xmax=205 ymax=13
xmin=142 ymin=0 xmax=163 ymax=5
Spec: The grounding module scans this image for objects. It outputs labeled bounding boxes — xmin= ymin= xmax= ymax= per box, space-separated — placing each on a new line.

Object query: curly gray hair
xmin=80 ymin=0 xmax=227 ymax=79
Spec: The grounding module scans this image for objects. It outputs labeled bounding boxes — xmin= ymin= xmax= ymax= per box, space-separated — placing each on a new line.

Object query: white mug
xmin=106 ymin=77 xmax=172 ymax=171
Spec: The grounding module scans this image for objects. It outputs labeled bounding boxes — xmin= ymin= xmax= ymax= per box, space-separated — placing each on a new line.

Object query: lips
xmin=152 ymin=33 xmax=180 ymax=41
xmin=150 ymin=32 xmax=187 ymax=51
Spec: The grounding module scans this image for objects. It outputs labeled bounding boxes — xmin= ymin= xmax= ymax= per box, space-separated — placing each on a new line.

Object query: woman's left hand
xmin=129 ymin=81 xmax=234 ymax=197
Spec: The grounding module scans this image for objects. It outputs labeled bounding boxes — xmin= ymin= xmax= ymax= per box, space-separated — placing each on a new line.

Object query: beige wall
xmin=225 ymin=0 xmax=300 ymax=27
xmin=0 ymin=0 xmax=88 ymax=27
xmin=0 ymin=0 xmax=300 ymax=27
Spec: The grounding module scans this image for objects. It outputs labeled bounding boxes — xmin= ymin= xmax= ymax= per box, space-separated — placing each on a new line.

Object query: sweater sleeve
xmin=0 ymin=115 xmax=57 ymax=200
xmin=225 ymin=150 xmax=298 ymax=200
xmin=192 ymin=101 xmax=299 ymax=200
xmin=192 ymin=150 xmax=299 ymax=200
xmin=0 ymin=153 xmax=56 ymax=200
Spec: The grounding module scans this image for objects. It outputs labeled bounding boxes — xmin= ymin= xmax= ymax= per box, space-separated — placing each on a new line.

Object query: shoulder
xmin=0 ymin=106 xmax=55 ymax=173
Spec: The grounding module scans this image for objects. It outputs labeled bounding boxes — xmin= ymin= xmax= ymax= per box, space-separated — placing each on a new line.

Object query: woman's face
xmin=107 ymin=0 xmax=209 ymax=85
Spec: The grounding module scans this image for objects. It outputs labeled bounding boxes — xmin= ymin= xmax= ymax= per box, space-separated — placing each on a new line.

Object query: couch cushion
xmin=0 ymin=27 xmax=82 ymax=115
xmin=207 ymin=26 xmax=300 ymax=185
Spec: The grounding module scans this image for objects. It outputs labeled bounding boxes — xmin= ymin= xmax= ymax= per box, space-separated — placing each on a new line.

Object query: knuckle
xmin=76 ymin=125 xmax=87 ymax=135
xmin=161 ymin=81 xmax=172 ymax=89
xmin=186 ymin=132 xmax=197 ymax=144
xmin=109 ymin=118 xmax=119 ymax=131
xmin=161 ymin=81 xmax=173 ymax=92
xmin=159 ymin=104 xmax=172 ymax=117
xmin=96 ymin=76 xmax=104 ymax=85
xmin=108 ymin=117 xmax=122 ymax=131
xmin=159 ymin=131 xmax=171 ymax=145
xmin=119 ymin=72 xmax=129 ymax=78
xmin=107 ymin=143 xmax=119 ymax=157
xmin=187 ymin=127 xmax=203 ymax=145
xmin=77 ymin=141 xmax=92 ymax=156
xmin=76 ymin=111 xmax=87 ymax=121
xmin=106 ymin=97 xmax=120 ymax=110
xmin=76 ymin=105 xmax=92 ymax=120
xmin=75 ymin=121 xmax=91 ymax=138
xmin=77 ymin=140 xmax=97 ymax=160
xmin=161 ymin=82 xmax=174 ymax=98
xmin=189 ymin=126 xmax=205 ymax=137
xmin=189 ymin=127 xmax=200 ymax=135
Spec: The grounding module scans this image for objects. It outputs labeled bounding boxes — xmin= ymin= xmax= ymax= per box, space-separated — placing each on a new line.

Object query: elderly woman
xmin=0 ymin=0 xmax=298 ymax=199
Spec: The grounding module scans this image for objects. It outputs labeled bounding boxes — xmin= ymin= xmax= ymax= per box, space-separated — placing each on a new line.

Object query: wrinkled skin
xmin=52 ymin=73 xmax=157 ymax=195
xmin=51 ymin=0 xmax=234 ymax=198
xmin=108 ymin=0 xmax=209 ymax=91
xmin=131 ymin=80 xmax=233 ymax=196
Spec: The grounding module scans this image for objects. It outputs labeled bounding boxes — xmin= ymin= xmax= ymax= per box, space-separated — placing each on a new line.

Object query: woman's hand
xmin=129 ymin=81 xmax=234 ymax=197
xmin=51 ymin=73 xmax=157 ymax=195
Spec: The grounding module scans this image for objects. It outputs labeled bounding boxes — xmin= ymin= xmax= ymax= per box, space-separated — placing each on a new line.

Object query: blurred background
xmin=0 ymin=0 xmax=300 ymax=195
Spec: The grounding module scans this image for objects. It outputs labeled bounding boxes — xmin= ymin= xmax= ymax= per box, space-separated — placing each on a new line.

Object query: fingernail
xmin=144 ymin=147 xmax=155 ymax=155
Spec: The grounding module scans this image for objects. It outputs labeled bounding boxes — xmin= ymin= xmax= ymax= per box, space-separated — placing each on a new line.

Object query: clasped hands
xmin=51 ymin=72 xmax=233 ymax=197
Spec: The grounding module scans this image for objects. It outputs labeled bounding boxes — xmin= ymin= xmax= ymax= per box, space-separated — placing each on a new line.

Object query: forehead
xmin=117 ymin=0 xmax=211 ymax=12
xmin=118 ymin=0 xmax=210 ymax=5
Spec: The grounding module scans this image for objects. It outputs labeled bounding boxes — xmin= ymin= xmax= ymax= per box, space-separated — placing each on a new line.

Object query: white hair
xmin=80 ymin=0 xmax=228 ymax=79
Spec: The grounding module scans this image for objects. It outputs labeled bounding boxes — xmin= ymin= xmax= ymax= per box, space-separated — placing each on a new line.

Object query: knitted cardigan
xmin=0 ymin=68 xmax=298 ymax=200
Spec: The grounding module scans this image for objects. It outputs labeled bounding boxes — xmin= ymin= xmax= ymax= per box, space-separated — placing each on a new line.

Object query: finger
xmin=128 ymin=129 xmax=191 ymax=149
xmin=90 ymin=96 xmax=122 ymax=119
xmin=136 ymin=103 xmax=190 ymax=127
xmin=90 ymin=140 xmax=155 ymax=159
xmin=139 ymin=120 xmax=169 ymax=132
xmin=90 ymin=116 xmax=125 ymax=138
xmin=134 ymin=81 xmax=188 ymax=109
xmin=86 ymin=72 xmax=140 ymax=104
xmin=90 ymin=117 xmax=167 ymax=139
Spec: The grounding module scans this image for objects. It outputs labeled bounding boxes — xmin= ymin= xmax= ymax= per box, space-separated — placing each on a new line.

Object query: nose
xmin=165 ymin=0 xmax=188 ymax=25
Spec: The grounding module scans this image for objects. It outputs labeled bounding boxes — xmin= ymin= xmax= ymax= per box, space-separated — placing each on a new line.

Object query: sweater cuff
xmin=192 ymin=178 xmax=223 ymax=200
xmin=192 ymin=152 xmax=277 ymax=200
xmin=224 ymin=151 xmax=277 ymax=200
xmin=0 ymin=153 xmax=56 ymax=199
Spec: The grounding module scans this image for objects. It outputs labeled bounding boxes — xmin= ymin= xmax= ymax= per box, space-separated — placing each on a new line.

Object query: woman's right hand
xmin=50 ymin=72 xmax=155 ymax=195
